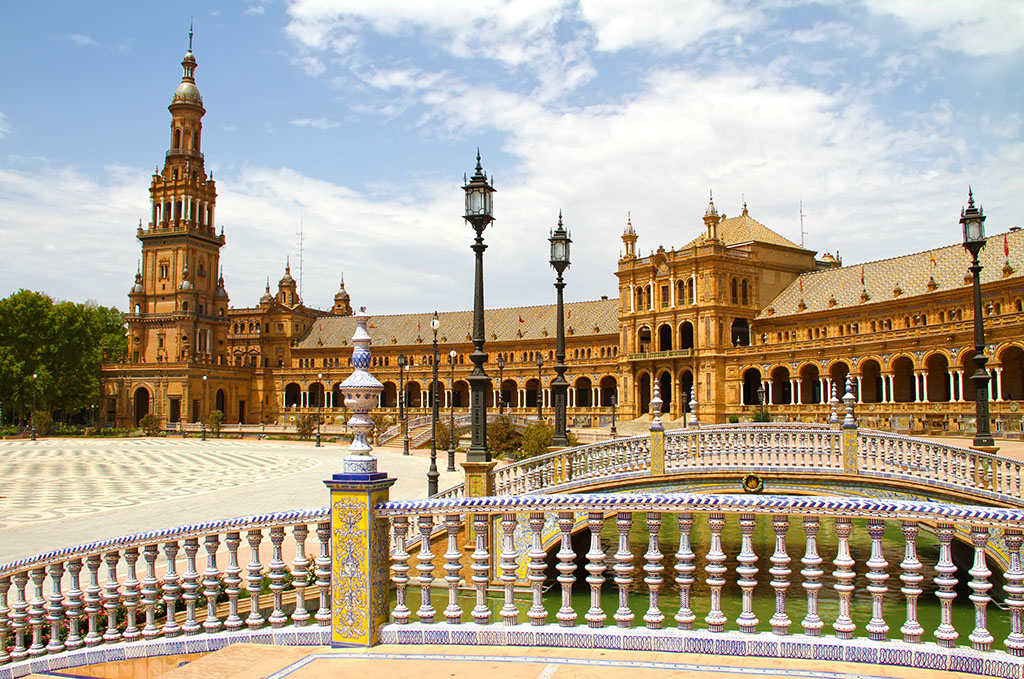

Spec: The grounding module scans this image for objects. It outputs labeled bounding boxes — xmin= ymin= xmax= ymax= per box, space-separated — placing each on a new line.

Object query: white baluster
xmin=102 ymin=552 xmax=122 ymax=642
xmin=391 ymin=517 xmax=412 ymax=625
xmin=1004 ymin=530 xmax=1024 ymax=656
xmin=0 ymin=576 xmax=10 ymax=663
xmin=969 ymin=525 xmax=994 ymax=651
xmin=736 ymin=514 xmax=758 ymax=633
xmin=9 ymin=572 xmax=27 ymax=661
xmin=202 ymin=535 xmax=222 ymax=634
xmin=45 ymin=563 xmax=65 ymax=653
xmin=181 ymin=538 xmax=201 ymax=635
xmin=705 ymin=513 xmax=727 ymax=632
xmin=418 ymin=515 xmax=437 ymax=623
xmin=899 ymin=521 xmax=923 ymax=643
xmin=268 ymin=527 xmax=288 ymax=628
xmin=223 ymin=532 xmax=244 ymax=631
xmin=26 ymin=568 xmax=46 ymax=657
xmin=770 ymin=515 xmax=791 ymax=635
xmin=500 ymin=513 xmax=519 ymax=625
xmin=585 ymin=511 xmax=607 ymax=628
xmin=246 ymin=530 xmax=265 ymax=630
xmin=527 ymin=513 xmax=547 ymax=626
xmin=316 ymin=522 xmax=332 ymax=626
xmin=471 ymin=514 xmax=491 ymax=625
xmin=832 ymin=518 xmax=855 ymax=640
xmin=162 ymin=542 xmax=181 ymax=637
xmin=674 ymin=513 xmax=696 ymax=630
xmin=865 ymin=520 xmax=889 ymax=641
xmin=934 ymin=523 xmax=959 ymax=648
xmin=556 ymin=512 xmax=577 ymax=627
xmin=83 ymin=554 xmax=103 ymax=645
xmin=139 ymin=548 xmax=159 ymax=639
xmin=613 ymin=512 xmax=634 ymax=628
xmin=444 ymin=515 xmax=463 ymax=624
xmin=122 ymin=548 xmax=141 ymax=641
xmin=644 ymin=512 xmax=664 ymax=629
xmin=291 ymin=524 xmax=310 ymax=626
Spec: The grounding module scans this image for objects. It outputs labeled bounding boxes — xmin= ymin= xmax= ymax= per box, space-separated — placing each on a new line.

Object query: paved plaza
xmin=0 ymin=437 xmax=463 ymax=564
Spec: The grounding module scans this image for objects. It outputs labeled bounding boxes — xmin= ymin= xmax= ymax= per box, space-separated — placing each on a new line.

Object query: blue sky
xmin=1 ymin=0 xmax=1022 ymax=315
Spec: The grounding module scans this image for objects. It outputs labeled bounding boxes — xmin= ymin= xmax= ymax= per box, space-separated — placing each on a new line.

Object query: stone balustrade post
xmin=650 ymin=382 xmax=665 ymax=475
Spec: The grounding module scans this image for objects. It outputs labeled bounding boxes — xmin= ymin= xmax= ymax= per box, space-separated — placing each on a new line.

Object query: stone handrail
xmin=376 ymin=492 xmax=1024 ymax=676
xmin=380 ymin=415 xmax=435 ymax=443
xmin=0 ymin=508 xmax=331 ymax=670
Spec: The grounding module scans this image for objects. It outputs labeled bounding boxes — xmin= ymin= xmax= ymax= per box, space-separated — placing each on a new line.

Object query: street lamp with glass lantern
xmin=448 ymin=349 xmax=457 ymax=471
xmin=961 ymin=189 xmax=995 ymax=449
xmin=610 ymin=394 xmax=617 ymax=437
xmin=315 ymin=372 xmax=323 ymax=447
xmin=397 ymin=354 xmax=409 ymax=455
xmin=428 ymin=312 xmax=441 ymax=496
xmin=549 ymin=212 xmax=572 ymax=447
xmin=536 ymin=353 xmax=544 ymax=421
xmin=201 ymin=375 xmax=208 ymax=441
xmin=757 ymin=384 xmax=766 ymax=422
xmin=462 ymin=151 xmax=495 ymax=463
xmin=496 ymin=355 xmax=506 ymax=415
xmin=31 ymin=372 xmax=38 ymax=441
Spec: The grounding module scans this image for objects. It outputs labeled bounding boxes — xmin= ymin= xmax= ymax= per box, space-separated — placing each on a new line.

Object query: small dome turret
xmin=171 ymin=26 xmax=203 ymax=108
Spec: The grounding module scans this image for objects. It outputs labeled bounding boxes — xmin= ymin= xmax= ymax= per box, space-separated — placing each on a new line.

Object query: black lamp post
xmin=448 ymin=349 xmax=457 ymax=471
xmin=428 ymin=312 xmax=441 ymax=496
xmin=397 ymin=354 xmax=408 ymax=455
xmin=610 ymin=395 xmax=617 ymax=437
xmin=31 ymin=372 xmax=38 ymax=441
xmin=549 ymin=212 xmax=571 ymax=447
xmin=496 ymin=355 xmax=506 ymax=415
xmin=201 ymin=375 xmax=208 ymax=441
xmin=315 ymin=372 xmax=323 ymax=447
xmin=536 ymin=353 xmax=544 ymax=421
xmin=757 ymin=384 xmax=766 ymax=422
xmin=462 ymin=151 xmax=496 ymax=463
xmin=961 ymin=189 xmax=995 ymax=449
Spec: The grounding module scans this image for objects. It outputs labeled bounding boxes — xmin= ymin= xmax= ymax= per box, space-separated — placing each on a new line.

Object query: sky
xmin=1 ymin=1 xmax=1022 ymax=316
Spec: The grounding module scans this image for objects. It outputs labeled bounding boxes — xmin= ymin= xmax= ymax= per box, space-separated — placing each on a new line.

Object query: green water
xmin=395 ymin=515 xmax=1010 ymax=651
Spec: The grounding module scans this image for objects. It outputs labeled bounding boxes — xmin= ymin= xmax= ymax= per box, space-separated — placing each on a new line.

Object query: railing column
xmin=934 ymin=523 xmax=959 ymax=648
xmin=162 ymin=542 xmax=181 ymax=638
xmin=556 ymin=512 xmax=577 ymax=627
xmin=202 ymin=535 xmax=223 ymax=634
xmin=527 ymin=513 xmax=547 ymax=626
xmin=0 ymin=576 xmax=9 ymax=663
xmin=390 ymin=517 xmax=411 ymax=625
xmin=471 ymin=514 xmax=491 ymax=625
xmin=10 ymin=572 xmax=27 ymax=661
xmin=644 ymin=512 xmax=664 ymax=629
xmin=44 ymin=564 xmax=66 ymax=653
xmin=417 ymin=515 xmax=437 ymax=624
xmin=736 ymin=514 xmax=758 ymax=633
xmin=499 ymin=513 xmax=519 ymax=625
xmin=832 ymin=518 xmax=855 ymax=640
xmin=444 ymin=515 xmax=464 ymax=624
xmin=899 ymin=521 xmax=924 ymax=643
xmin=613 ymin=512 xmax=634 ymax=628
xmin=101 ymin=552 xmax=123 ymax=642
xmin=969 ymin=525 xmax=994 ymax=651
xmin=122 ymin=548 xmax=141 ymax=641
xmin=181 ymin=539 xmax=201 ymax=636
xmin=674 ymin=513 xmax=696 ymax=630
xmin=83 ymin=555 xmax=103 ymax=646
xmin=705 ymin=513 xmax=727 ymax=632
xmin=27 ymin=568 xmax=46 ymax=656
xmin=865 ymin=520 xmax=889 ymax=641
xmin=268 ymin=527 xmax=288 ymax=628
xmin=139 ymin=548 xmax=159 ymax=639
xmin=1004 ymin=530 xmax=1024 ymax=656
xmin=223 ymin=533 xmax=244 ymax=631
xmin=585 ymin=511 xmax=607 ymax=628
xmin=290 ymin=525 xmax=310 ymax=626
xmin=769 ymin=515 xmax=791 ymax=635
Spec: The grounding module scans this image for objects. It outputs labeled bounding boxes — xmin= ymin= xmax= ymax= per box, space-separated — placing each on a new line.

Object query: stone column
xmin=994 ymin=368 xmax=1003 ymax=401
xmin=922 ymin=372 xmax=930 ymax=403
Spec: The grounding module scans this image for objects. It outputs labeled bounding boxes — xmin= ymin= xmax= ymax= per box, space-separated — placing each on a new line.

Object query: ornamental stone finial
xmin=829 ymin=383 xmax=840 ymax=426
xmin=650 ymin=381 xmax=663 ymax=432
xmin=842 ymin=375 xmax=857 ymax=429
xmin=338 ymin=307 xmax=384 ymax=475
xmin=688 ymin=390 xmax=699 ymax=428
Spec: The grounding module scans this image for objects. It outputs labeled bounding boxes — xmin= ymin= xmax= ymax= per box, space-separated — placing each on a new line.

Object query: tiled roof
xmin=294 ymin=299 xmax=619 ymax=351
xmin=761 ymin=229 xmax=1024 ymax=319
xmin=682 ymin=212 xmax=804 ymax=250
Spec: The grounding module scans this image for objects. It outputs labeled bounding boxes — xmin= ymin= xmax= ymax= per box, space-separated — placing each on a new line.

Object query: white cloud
xmin=579 ymin=0 xmax=760 ymax=52
xmin=0 ymin=112 xmax=9 ymax=138
xmin=289 ymin=117 xmax=341 ymax=129
xmin=63 ymin=33 xmax=98 ymax=47
xmin=245 ymin=4 xmax=266 ymax=15
xmin=864 ymin=0 xmax=1024 ymax=57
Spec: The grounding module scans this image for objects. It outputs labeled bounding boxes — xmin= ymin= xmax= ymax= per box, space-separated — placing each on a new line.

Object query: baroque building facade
xmin=101 ymin=45 xmax=1024 ymax=437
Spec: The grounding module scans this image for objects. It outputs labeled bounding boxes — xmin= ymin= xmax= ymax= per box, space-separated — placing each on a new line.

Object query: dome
xmin=179 ymin=279 xmax=192 ymax=291
xmin=130 ymin=270 xmax=144 ymax=294
xmin=215 ymin=287 xmax=228 ymax=298
xmin=172 ymin=81 xmax=203 ymax=106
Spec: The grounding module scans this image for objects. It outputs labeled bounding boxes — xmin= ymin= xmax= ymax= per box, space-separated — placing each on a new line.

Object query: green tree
xmin=487 ymin=416 xmax=521 ymax=459
xmin=520 ymin=421 xmax=554 ymax=459
xmin=139 ymin=413 xmax=161 ymax=436
xmin=207 ymin=409 xmax=224 ymax=437
xmin=295 ymin=414 xmax=317 ymax=440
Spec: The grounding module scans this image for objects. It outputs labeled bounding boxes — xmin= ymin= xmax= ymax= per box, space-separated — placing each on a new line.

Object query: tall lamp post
xmin=397 ymin=354 xmax=408 ymax=455
xmin=31 ymin=372 xmax=38 ymax=441
xmin=536 ymin=354 xmax=544 ymax=421
xmin=201 ymin=375 xmax=208 ymax=441
xmin=757 ymin=384 xmax=766 ymax=422
xmin=496 ymin=355 xmax=506 ymax=415
xmin=549 ymin=212 xmax=572 ymax=447
xmin=462 ymin=151 xmax=496 ymax=463
xmin=315 ymin=372 xmax=323 ymax=447
xmin=961 ymin=189 xmax=995 ymax=449
xmin=428 ymin=312 xmax=441 ymax=496
xmin=448 ymin=349 xmax=457 ymax=471
xmin=610 ymin=395 xmax=617 ymax=437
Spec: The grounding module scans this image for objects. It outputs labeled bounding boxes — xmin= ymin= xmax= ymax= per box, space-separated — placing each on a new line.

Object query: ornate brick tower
xmin=129 ymin=28 xmax=228 ymax=367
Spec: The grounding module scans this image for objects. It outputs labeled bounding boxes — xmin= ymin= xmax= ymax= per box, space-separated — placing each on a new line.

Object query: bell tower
xmin=128 ymin=28 xmax=228 ymax=365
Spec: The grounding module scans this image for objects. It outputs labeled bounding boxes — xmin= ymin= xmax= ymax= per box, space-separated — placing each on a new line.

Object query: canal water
xmin=398 ymin=514 xmax=1009 ymax=649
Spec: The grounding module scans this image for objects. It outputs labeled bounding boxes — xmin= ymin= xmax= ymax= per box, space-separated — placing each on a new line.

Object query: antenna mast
xmin=297 ymin=210 xmax=305 ymax=301
xmin=799 ymin=200 xmax=807 ymax=248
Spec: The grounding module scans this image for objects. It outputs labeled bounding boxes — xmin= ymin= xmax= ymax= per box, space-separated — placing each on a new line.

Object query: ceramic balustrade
xmin=377 ymin=492 xmax=1024 ymax=675
xmin=0 ymin=508 xmax=329 ymax=669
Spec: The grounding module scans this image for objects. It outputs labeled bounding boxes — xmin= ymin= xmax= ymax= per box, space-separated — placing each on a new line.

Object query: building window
xmin=159 ymin=263 xmax=169 ymax=279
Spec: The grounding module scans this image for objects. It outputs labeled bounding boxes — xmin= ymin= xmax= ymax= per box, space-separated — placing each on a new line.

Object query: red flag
xmin=567 ymin=309 xmax=571 ymax=318
xmin=417 ymin=321 xmax=421 ymax=333
xmin=860 ymin=265 xmax=865 ymax=286
xmin=798 ymin=278 xmax=803 ymax=293
xmin=518 ymin=315 xmax=525 ymax=323
xmin=1006 ymin=234 xmax=1011 ymax=258
xmin=929 ymin=253 xmax=936 ymax=267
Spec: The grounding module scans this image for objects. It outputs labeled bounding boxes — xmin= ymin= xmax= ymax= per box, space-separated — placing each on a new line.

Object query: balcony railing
xmin=628 ymin=349 xmax=692 ymax=361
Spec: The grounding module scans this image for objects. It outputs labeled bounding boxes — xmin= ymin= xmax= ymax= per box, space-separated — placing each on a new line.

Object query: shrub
xmin=520 ymin=421 xmax=553 ymax=459
xmin=487 ymin=416 xmax=521 ymax=459
xmin=139 ymin=414 xmax=161 ymax=436
xmin=207 ymin=409 xmax=224 ymax=438
xmin=749 ymin=406 xmax=772 ymax=422
xmin=728 ymin=414 xmax=740 ymax=424
xmin=31 ymin=410 xmax=53 ymax=436
xmin=295 ymin=414 xmax=317 ymax=440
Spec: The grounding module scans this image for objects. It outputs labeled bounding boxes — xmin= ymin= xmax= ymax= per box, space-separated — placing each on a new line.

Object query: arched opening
xmin=332 ymin=382 xmax=344 ymax=410
xmin=500 ymin=379 xmax=517 ymax=410
xmin=860 ymin=359 xmax=883 ymax=403
xmin=679 ymin=369 xmax=693 ymax=413
xmin=599 ymin=376 xmax=618 ymax=406
xmin=892 ymin=357 xmax=916 ymax=403
xmin=453 ymin=380 xmax=470 ymax=408
xmin=638 ymin=373 xmax=651 ymax=415
xmin=730 ymin=319 xmax=750 ymax=347
xmin=380 ymin=382 xmax=397 ymax=408
xmin=215 ymin=388 xmax=226 ymax=414
xmin=829 ymin=362 xmax=851 ymax=399
xmin=173 ymin=128 xmax=181 ymax=149
xmin=658 ymin=324 xmax=673 ymax=351
xmin=308 ymin=382 xmax=325 ymax=408
xmin=658 ymin=371 xmax=672 ymax=414
xmin=638 ymin=327 xmax=652 ymax=354
xmin=686 ymin=278 xmax=695 ymax=305
xmin=742 ymin=368 xmax=761 ymax=407
xmin=645 ymin=285 xmax=653 ymax=309
xmin=284 ymin=383 xmax=302 ymax=408
xmin=679 ymin=321 xmax=695 ymax=350
xmin=526 ymin=378 xmax=540 ymax=408
xmin=926 ymin=354 xmax=950 ymax=402
xmin=960 ymin=352 xmax=977 ymax=402
xmin=799 ymin=364 xmax=821 ymax=404
xmin=731 ymin=278 xmax=738 ymax=304
xmin=407 ymin=382 xmax=422 ymax=409
xmin=770 ymin=366 xmax=791 ymax=405
xmin=575 ymin=376 xmax=593 ymax=407
xmin=1001 ymin=346 xmax=1024 ymax=400
xmin=741 ymin=280 xmax=749 ymax=305
xmin=133 ymin=387 xmax=150 ymax=424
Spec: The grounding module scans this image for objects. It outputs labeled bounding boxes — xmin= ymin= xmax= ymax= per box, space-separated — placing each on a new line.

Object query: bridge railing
xmin=0 ymin=508 xmax=331 ymax=670
xmin=377 ymin=492 xmax=1024 ymax=676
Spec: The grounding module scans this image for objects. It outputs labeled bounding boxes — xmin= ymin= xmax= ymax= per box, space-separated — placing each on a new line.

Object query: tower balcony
xmin=165 ymin=148 xmax=204 ymax=163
